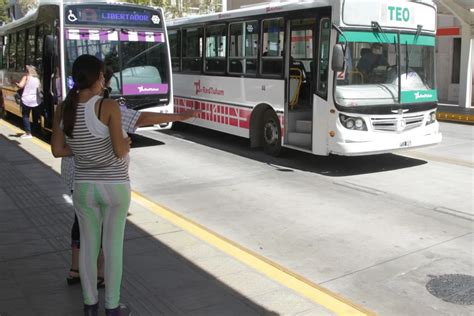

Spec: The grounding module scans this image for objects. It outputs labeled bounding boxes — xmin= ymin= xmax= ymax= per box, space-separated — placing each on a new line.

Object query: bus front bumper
xmin=329 ymin=127 xmax=442 ymax=156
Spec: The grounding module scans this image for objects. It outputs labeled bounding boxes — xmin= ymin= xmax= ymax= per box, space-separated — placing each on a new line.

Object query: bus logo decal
xmin=151 ymin=15 xmax=161 ymax=25
xmin=123 ymin=83 xmax=169 ymax=95
xmin=414 ymin=91 xmax=433 ymax=100
xmin=194 ymin=80 xmax=224 ymax=96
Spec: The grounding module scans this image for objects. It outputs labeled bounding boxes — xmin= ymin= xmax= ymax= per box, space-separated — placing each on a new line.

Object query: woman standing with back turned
xmin=51 ymin=55 xmax=132 ymax=316
xmin=16 ymin=65 xmax=42 ymax=138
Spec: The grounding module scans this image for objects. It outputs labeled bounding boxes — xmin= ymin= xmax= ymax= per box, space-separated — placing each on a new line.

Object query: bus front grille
xmin=371 ymin=114 xmax=425 ymax=132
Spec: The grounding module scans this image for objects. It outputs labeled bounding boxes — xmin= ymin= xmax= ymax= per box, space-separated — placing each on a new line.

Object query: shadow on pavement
xmin=160 ymin=123 xmax=427 ymax=177
xmin=0 ymin=134 xmax=280 ymax=315
xmin=130 ymin=133 xmax=165 ymax=148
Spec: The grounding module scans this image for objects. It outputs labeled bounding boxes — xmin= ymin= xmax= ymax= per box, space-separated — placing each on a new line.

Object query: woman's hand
xmin=180 ymin=110 xmax=202 ymax=120
xmin=51 ymin=104 xmax=73 ymax=157
xmin=122 ymin=136 xmax=131 ymax=153
xmin=16 ymin=76 xmax=27 ymax=89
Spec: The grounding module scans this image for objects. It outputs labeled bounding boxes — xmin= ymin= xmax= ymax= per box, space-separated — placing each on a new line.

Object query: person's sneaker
xmin=105 ymin=303 xmax=131 ymax=316
xmin=20 ymin=133 xmax=32 ymax=139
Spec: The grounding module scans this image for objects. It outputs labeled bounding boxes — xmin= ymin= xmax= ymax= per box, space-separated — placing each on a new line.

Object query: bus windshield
xmin=335 ymin=32 xmax=436 ymax=107
xmin=64 ymin=29 xmax=170 ymax=96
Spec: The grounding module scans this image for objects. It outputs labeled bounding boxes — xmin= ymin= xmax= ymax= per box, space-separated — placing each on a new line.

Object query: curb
xmin=437 ymin=112 xmax=474 ymax=124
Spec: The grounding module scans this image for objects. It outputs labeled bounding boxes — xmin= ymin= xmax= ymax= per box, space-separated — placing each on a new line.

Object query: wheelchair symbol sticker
xmin=67 ymin=10 xmax=78 ymax=22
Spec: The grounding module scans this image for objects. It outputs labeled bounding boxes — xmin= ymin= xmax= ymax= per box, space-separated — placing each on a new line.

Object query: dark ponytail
xmin=61 ymin=55 xmax=104 ymax=137
xmin=62 ymin=85 xmax=80 ymax=137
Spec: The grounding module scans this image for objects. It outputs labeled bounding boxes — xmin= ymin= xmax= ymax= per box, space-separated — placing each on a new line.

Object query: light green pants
xmin=73 ymin=182 xmax=131 ymax=309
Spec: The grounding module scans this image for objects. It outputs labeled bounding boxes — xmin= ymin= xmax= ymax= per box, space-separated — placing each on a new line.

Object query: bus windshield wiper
xmin=406 ymin=24 xmax=423 ymax=77
xmin=371 ymin=21 xmax=390 ymax=43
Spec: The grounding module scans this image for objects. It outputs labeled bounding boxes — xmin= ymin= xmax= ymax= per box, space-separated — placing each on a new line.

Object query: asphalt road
xmin=4 ymin=110 xmax=471 ymax=315
xmin=129 ymin=121 xmax=473 ymax=316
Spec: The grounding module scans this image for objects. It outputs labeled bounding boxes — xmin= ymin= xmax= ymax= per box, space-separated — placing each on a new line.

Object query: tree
xmin=0 ymin=0 xmax=11 ymax=24
xmin=17 ymin=0 xmax=38 ymax=16
xmin=122 ymin=0 xmax=222 ymax=18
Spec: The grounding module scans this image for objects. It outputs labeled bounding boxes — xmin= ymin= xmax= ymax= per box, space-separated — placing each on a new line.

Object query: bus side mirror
xmin=331 ymin=44 xmax=345 ymax=72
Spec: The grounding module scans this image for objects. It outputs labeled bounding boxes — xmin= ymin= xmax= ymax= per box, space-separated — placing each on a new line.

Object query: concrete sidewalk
xmin=0 ymin=124 xmax=335 ymax=315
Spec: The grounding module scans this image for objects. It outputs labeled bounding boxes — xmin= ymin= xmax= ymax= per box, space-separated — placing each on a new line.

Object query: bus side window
xmin=229 ymin=20 xmax=258 ymax=75
xmin=205 ymin=24 xmax=226 ymax=74
xmin=0 ymin=36 xmax=5 ymax=70
xmin=26 ymin=27 xmax=36 ymax=67
xmin=8 ymin=33 xmax=16 ymax=70
xmin=169 ymin=29 xmax=181 ymax=72
xmin=36 ymin=25 xmax=44 ymax=70
xmin=261 ymin=18 xmax=284 ymax=77
xmin=182 ymin=27 xmax=203 ymax=73
xmin=316 ymin=18 xmax=330 ymax=99
xmin=16 ymin=30 xmax=26 ymax=72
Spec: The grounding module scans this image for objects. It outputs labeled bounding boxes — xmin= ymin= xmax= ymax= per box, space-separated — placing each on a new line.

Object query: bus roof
xmin=168 ymin=0 xmax=331 ymax=27
xmin=0 ymin=0 xmax=161 ymax=35
xmin=168 ymin=0 xmax=436 ymax=28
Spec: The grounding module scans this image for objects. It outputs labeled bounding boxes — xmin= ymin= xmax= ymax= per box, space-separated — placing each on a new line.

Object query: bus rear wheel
xmin=262 ymin=109 xmax=281 ymax=156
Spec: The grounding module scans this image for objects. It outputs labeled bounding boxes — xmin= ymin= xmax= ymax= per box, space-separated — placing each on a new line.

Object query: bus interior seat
xmin=289 ymin=67 xmax=304 ymax=109
xmin=206 ymin=59 xmax=225 ymax=72
xmin=360 ymin=48 xmax=371 ymax=57
xmin=262 ymin=59 xmax=282 ymax=75
xmin=190 ymin=59 xmax=202 ymax=72
xmin=230 ymin=59 xmax=243 ymax=73
xmin=349 ymin=70 xmax=364 ymax=84
xmin=246 ymin=60 xmax=257 ymax=74
xmin=291 ymin=60 xmax=307 ymax=81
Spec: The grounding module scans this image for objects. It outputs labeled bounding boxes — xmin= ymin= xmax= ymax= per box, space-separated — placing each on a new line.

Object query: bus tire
xmin=262 ymin=109 xmax=281 ymax=156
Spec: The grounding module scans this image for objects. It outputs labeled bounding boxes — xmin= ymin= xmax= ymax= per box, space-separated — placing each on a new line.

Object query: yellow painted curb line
xmin=0 ymin=118 xmax=376 ymax=315
xmin=0 ymin=119 xmax=51 ymax=150
xmin=437 ymin=112 xmax=474 ymax=124
xmin=132 ymin=191 xmax=376 ymax=316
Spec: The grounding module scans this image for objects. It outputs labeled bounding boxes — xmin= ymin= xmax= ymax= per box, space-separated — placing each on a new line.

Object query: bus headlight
xmin=339 ymin=114 xmax=367 ymax=131
xmin=426 ymin=111 xmax=437 ymax=125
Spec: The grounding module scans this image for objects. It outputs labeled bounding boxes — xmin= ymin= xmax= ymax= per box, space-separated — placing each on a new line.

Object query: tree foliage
xmin=123 ymin=0 xmax=222 ymax=18
xmin=18 ymin=0 xmax=39 ymax=16
xmin=0 ymin=0 xmax=11 ymax=24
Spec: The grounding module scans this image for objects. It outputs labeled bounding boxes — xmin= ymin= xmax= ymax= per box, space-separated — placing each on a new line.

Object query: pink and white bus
xmin=0 ymin=0 xmax=173 ymax=132
xmin=168 ymin=0 xmax=441 ymax=156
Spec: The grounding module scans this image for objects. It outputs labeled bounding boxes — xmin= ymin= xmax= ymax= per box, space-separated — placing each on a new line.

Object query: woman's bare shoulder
xmin=100 ymin=98 xmax=120 ymax=115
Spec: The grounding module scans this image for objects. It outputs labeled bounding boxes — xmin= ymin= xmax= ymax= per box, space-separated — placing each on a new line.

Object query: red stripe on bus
xmin=437 ymin=27 xmax=460 ymax=36
xmin=174 ymin=97 xmax=278 ymax=132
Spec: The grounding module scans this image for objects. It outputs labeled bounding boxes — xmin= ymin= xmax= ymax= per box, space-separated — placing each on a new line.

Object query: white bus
xmin=168 ymin=0 xmax=441 ymax=156
xmin=0 ymin=0 xmax=173 ymax=133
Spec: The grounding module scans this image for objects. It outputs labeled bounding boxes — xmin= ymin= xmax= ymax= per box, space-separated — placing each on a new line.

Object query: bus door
xmin=286 ymin=17 xmax=317 ymax=150
xmin=41 ymin=34 xmax=57 ymax=131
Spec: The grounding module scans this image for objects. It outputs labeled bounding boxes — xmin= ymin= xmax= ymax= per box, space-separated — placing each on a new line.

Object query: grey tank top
xmin=66 ymin=95 xmax=129 ymax=183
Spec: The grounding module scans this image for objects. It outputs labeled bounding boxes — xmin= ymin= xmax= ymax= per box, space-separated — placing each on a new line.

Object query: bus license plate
xmin=400 ymin=140 xmax=412 ymax=147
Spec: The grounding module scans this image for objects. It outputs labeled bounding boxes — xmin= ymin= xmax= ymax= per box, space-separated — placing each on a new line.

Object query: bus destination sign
xmin=65 ymin=5 xmax=162 ymax=28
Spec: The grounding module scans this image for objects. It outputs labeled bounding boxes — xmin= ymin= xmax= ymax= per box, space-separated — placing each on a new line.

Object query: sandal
xmin=66 ymin=269 xmax=80 ymax=285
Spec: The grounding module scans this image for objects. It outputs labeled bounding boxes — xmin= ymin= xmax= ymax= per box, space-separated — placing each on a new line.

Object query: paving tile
xmin=251 ymin=289 xmax=324 ymax=315
xmin=0 ymin=189 xmax=17 ymax=211
xmin=0 ymin=131 xmax=330 ymax=316
xmin=191 ymin=255 xmax=248 ymax=278
xmin=217 ymin=270 xmax=282 ymax=298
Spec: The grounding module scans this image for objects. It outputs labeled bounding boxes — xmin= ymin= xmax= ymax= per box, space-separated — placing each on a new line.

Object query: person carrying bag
xmin=16 ymin=65 xmax=42 ymax=138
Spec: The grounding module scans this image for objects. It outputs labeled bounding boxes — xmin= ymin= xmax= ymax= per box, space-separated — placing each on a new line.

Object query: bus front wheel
xmin=262 ymin=109 xmax=281 ymax=156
